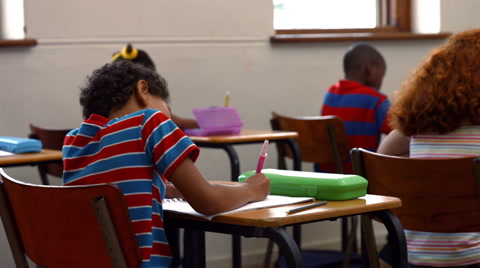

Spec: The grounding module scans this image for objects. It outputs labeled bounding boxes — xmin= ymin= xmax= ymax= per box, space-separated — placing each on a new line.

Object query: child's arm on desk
xmin=169 ymin=158 xmax=270 ymax=216
xmin=165 ymin=181 xmax=239 ymax=198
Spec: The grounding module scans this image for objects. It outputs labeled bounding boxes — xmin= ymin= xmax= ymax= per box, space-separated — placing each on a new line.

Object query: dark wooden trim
xmin=270 ymin=32 xmax=451 ymax=43
xmin=276 ymin=27 xmax=400 ymax=35
xmin=396 ymin=0 xmax=411 ymax=31
xmin=271 ymin=0 xmax=448 ymax=44
xmin=0 ymin=39 xmax=37 ymax=47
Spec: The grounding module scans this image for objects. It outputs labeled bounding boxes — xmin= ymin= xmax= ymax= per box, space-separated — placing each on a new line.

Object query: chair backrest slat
xmin=29 ymin=123 xmax=72 ymax=182
xmin=351 ymin=148 xmax=480 ymax=232
xmin=271 ymin=112 xmax=350 ymax=167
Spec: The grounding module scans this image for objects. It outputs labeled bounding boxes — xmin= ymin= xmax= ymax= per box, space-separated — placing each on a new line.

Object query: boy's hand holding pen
xmin=241 ymin=140 xmax=271 ymax=201
xmin=241 ymin=140 xmax=328 ymax=213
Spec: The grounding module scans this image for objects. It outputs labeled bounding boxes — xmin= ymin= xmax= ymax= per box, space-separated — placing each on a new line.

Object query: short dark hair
xmin=343 ymin=43 xmax=385 ymax=74
xmin=79 ymin=61 xmax=169 ymax=119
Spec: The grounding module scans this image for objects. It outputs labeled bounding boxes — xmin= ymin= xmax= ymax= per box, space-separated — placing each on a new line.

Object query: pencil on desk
xmin=286 ymin=200 xmax=328 ymax=214
xmin=224 ymin=91 xmax=230 ymax=107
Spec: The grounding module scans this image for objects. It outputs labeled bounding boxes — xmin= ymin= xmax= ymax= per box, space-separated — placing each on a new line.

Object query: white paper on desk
xmin=163 ymin=195 xmax=315 ymax=220
xmin=0 ymin=150 xmax=14 ymax=157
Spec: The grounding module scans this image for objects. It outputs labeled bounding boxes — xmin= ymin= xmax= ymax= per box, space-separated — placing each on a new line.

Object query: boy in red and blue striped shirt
xmin=320 ymin=43 xmax=392 ymax=173
xmin=63 ymin=61 xmax=270 ymax=268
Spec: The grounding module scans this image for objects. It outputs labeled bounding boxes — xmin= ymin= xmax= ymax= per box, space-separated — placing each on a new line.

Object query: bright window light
xmin=274 ymin=0 xmax=377 ymax=30
xmin=1 ymin=0 xmax=25 ymax=39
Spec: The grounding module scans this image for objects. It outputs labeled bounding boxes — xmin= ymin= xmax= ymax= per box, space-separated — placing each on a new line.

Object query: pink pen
xmin=256 ymin=140 xmax=269 ymax=173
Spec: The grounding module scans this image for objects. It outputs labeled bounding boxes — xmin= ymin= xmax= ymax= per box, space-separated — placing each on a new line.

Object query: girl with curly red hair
xmin=378 ymin=29 xmax=480 ymax=267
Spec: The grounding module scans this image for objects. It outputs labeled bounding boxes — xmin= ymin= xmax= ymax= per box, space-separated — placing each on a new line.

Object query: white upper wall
xmin=441 ymin=0 xmax=480 ymax=32
xmin=25 ymin=0 xmax=274 ymax=39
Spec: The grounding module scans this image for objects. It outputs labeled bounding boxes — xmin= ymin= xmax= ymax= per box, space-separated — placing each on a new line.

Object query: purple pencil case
xmin=183 ymin=107 xmax=244 ymax=136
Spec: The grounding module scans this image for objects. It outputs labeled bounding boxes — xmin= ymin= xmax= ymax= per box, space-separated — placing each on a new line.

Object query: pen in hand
xmin=286 ymin=200 xmax=328 ymax=214
xmin=256 ymin=140 xmax=269 ymax=173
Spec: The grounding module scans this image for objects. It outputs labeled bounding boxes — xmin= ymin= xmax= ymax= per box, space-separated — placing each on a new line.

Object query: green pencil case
xmin=238 ymin=169 xmax=368 ymax=201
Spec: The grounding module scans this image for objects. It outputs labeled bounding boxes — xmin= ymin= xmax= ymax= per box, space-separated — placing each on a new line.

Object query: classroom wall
xmin=0 ymin=0 xmax=478 ymax=267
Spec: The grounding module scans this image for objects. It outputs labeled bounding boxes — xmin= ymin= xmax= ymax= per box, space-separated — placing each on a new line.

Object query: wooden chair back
xmin=0 ymin=168 xmax=142 ymax=268
xmin=351 ymin=148 xmax=480 ymax=232
xmin=29 ymin=123 xmax=72 ymax=184
xmin=271 ymin=112 xmax=350 ymax=172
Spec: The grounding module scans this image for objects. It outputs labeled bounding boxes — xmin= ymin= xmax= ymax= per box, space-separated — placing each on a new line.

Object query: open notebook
xmin=183 ymin=107 xmax=244 ymax=136
xmin=163 ymin=195 xmax=315 ymax=220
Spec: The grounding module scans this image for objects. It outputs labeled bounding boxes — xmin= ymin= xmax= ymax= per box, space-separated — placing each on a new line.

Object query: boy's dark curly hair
xmin=80 ymin=60 xmax=169 ymax=119
xmin=389 ymin=29 xmax=480 ymax=136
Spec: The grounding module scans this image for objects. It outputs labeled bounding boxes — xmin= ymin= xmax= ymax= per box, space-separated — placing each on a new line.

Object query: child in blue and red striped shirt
xmin=319 ymin=43 xmax=392 ymax=174
xmin=62 ymin=60 xmax=270 ymax=268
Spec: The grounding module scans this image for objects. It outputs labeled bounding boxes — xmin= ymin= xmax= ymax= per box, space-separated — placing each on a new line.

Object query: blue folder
xmin=0 ymin=136 xmax=43 ymax=153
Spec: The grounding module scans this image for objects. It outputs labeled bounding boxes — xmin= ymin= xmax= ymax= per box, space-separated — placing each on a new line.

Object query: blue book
xmin=0 ymin=136 xmax=43 ymax=153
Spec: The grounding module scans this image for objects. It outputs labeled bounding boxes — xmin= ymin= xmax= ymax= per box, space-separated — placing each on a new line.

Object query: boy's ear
xmin=364 ymin=62 xmax=376 ymax=83
xmin=365 ymin=62 xmax=374 ymax=76
xmin=135 ymin=80 xmax=149 ymax=107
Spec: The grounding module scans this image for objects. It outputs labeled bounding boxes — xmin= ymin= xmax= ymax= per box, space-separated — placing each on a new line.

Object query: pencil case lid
xmin=0 ymin=136 xmax=43 ymax=153
xmin=238 ymin=169 xmax=368 ymax=201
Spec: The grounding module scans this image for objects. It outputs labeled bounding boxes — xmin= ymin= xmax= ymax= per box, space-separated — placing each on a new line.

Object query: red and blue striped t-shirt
xmin=320 ymin=80 xmax=392 ymax=173
xmin=63 ymin=108 xmax=199 ymax=268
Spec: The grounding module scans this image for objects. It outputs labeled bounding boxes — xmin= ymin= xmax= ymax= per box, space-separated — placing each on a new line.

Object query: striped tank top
xmin=408 ymin=125 xmax=480 ymax=266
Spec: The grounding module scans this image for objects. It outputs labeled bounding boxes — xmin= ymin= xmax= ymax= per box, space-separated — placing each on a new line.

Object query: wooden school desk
xmin=188 ymin=129 xmax=300 ymax=267
xmin=0 ymin=149 xmax=63 ymax=168
xmin=164 ymin=194 xmax=407 ymax=268
xmin=189 ymin=129 xmax=301 ymax=181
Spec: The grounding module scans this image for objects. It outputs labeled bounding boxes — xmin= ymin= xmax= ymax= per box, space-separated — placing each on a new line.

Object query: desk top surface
xmin=0 ymin=149 xmax=63 ymax=167
xmin=165 ymin=194 xmax=401 ymax=228
xmin=188 ymin=129 xmax=298 ymax=144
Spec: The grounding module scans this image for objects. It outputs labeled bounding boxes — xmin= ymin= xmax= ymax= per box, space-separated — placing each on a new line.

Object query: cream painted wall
xmin=0 ymin=0 xmax=479 ymax=267
xmin=440 ymin=0 xmax=480 ymax=32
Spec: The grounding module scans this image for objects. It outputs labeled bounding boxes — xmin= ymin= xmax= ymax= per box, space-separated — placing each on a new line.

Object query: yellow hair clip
xmin=121 ymin=45 xmax=138 ymax=60
xmin=111 ymin=52 xmax=122 ymax=62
